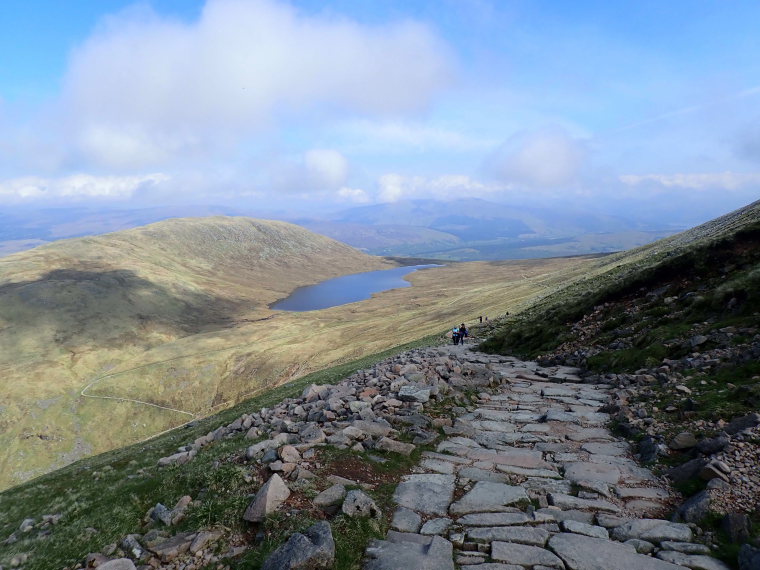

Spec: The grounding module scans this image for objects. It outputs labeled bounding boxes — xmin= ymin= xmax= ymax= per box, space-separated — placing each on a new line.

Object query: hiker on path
xmin=452 ymin=325 xmax=460 ymax=345
xmin=459 ymin=323 xmax=468 ymax=345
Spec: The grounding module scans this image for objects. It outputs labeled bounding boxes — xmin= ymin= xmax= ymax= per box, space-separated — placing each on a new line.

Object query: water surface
xmin=271 ymin=264 xmax=439 ymax=311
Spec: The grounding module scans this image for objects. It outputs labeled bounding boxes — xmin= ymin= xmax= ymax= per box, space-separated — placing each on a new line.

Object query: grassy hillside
xmin=0 ymin=217 xmax=595 ymax=490
xmin=481 ymin=200 xmax=760 ymax=357
xmin=0 ymin=217 xmax=394 ymax=490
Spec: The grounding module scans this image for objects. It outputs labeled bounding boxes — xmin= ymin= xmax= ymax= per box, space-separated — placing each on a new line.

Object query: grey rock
xmin=722 ymin=513 xmax=751 ymax=544
xmin=669 ymin=432 xmax=698 ymax=450
xmin=398 ymin=385 xmax=431 ymax=403
xmin=660 ymin=541 xmax=711 ymax=554
xmin=342 ymin=490 xmax=381 ymax=519
xmin=611 ymin=519 xmax=693 ymax=543
xmin=563 ymin=462 xmax=621 ymax=485
xmin=625 ymin=538 xmax=656 ymax=553
xmin=189 ymin=530 xmax=223 ymax=554
xmin=393 ymin=474 xmax=455 ymax=516
xmin=674 ymin=490 xmax=712 ymax=523
xmin=391 ymin=508 xmax=421 ymax=533
xmin=561 ymin=520 xmax=609 ymax=539
xmin=549 ymin=532 xmax=683 ymax=569
xmin=351 ymin=420 xmax=393 ymax=438
xmin=313 ymin=484 xmax=346 ymax=510
xmin=150 ymin=531 xmax=197 ymax=562
xmin=467 ymin=526 xmax=549 ymax=546
xmin=739 ymin=544 xmax=760 ymax=570
xmin=450 ymin=482 xmax=529 ymax=514
xmin=243 ymin=473 xmax=291 ymax=522
xmin=666 ymin=458 xmax=708 ymax=484
xmin=150 ymin=503 xmax=173 ymax=526
xmin=97 ymin=560 xmax=137 ymax=570
xmin=697 ymin=434 xmax=729 ymax=455
xmin=300 ymin=425 xmax=327 ymax=444
xmin=121 ymin=534 xmax=146 ymax=560
xmin=456 ymin=512 xmax=530 ymax=526
xmin=262 ymin=521 xmax=335 ymax=570
xmin=420 ymin=518 xmax=451 ymax=535
xmin=548 ymin=493 xmax=620 ymax=513
xmin=725 ymin=412 xmax=760 ymax=435
xmin=376 ymin=437 xmax=416 ymax=456
xmin=364 ymin=535 xmax=454 ymax=570
xmin=491 ymin=541 xmax=564 ymax=568
xmin=656 ymin=551 xmax=732 ymax=570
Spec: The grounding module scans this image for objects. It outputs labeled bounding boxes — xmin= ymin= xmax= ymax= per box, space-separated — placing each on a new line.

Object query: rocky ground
xmin=10 ymin=340 xmax=756 ymax=569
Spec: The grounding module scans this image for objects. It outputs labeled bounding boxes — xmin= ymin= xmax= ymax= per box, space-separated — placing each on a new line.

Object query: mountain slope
xmin=0 ymin=217 xmax=394 ymax=490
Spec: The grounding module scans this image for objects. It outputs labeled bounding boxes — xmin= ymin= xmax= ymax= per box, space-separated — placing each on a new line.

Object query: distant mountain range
xmin=0 ymin=199 xmax=681 ymax=260
xmin=296 ymin=199 xmax=679 ymax=260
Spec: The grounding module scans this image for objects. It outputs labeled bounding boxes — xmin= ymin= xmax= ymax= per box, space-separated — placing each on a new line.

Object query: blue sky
xmin=1 ymin=0 xmax=759 ymax=224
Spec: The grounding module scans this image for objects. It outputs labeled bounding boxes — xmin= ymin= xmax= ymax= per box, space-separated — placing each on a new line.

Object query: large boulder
xmin=243 ymin=474 xmax=291 ymax=522
xmin=262 ymin=521 xmax=335 ymax=570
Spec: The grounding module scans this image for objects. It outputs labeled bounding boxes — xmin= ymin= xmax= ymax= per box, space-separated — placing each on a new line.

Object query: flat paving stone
xmin=656 ymin=551 xmax=732 ymax=570
xmin=364 ymin=535 xmax=454 ymax=570
xmin=457 ymin=512 xmax=531 ymax=526
xmin=563 ymin=462 xmax=622 ymax=484
xmin=467 ymin=526 xmax=549 ymax=546
xmin=581 ymin=442 xmax=630 ymax=456
xmin=491 ymin=541 xmax=564 ymax=568
xmin=393 ymin=474 xmax=455 ymax=516
xmin=611 ymin=519 xmax=693 ymax=543
xmin=549 ymin=493 xmax=621 ymax=513
xmin=548 ymin=532 xmax=685 ymax=570
xmin=458 ymin=467 xmax=511 ymax=483
xmin=419 ymin=459 xmax=457 ymax=474
xmin=450 ymin=482 xmax=529 ymax=514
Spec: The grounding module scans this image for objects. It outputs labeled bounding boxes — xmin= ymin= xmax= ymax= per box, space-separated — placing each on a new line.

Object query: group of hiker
xmin=452 ymin=322 xmax=468 ymax=345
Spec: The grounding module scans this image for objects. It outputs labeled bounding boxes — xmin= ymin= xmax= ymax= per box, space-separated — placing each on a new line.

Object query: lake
xmin=271 ymin=264 xmax=440 ymax=311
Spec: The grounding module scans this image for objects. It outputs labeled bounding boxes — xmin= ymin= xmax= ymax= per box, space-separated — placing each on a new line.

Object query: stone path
xmin=364 ymin=346 xmax=731 ymax=570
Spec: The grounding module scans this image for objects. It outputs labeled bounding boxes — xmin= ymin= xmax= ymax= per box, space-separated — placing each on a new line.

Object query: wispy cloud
xmin=619 ymin=171 xmax=760 ymax=190
xmin=0 ymin=173 xmax=169 ymax=202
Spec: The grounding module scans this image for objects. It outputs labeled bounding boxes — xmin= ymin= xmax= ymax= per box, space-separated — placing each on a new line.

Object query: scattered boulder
xmin=669 ymin=432 xmax=698 ymax=450
xmin=398 ymin=385 xmax=431 ymax=403
xmin=725 ymin=412 xmax=760 ymax=435
xmin=262 ymin=521 xmax=335 ymax=570
xmin=313 ymin=484 xmax=346 ymax=510
xmin=722 ymin=513 xmax=751 ymax=544
xmin=376 ymin=437 xmax=416 ymax=456
xmin=243 ymin=474 xmax=291 ymax=522
xmin=341 ymin=490 xmax=381 ymax=519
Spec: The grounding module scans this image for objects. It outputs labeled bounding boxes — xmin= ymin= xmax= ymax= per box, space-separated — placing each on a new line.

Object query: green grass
xmin=0 ymin=332 xmax=442 ymax=570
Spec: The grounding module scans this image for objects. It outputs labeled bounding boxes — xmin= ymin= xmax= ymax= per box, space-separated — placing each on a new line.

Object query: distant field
xmin=0 ymin=216 xmax=600 ymax=489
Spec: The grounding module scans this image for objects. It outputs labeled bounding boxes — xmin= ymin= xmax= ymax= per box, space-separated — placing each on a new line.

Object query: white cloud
xmin=487 ymin=127 xmax=587 ymax=188
xmin=336 ymin=186 xmax=370 ymax=203
xmin=304 ymin=149 xmax=349 ymax=190
xmin=270 ymin=148 xmax=349 ymax=193
xmin=377 ymin=173 xmax=503 ymax=202
xmin=62 ymin=0 xmax=452 ymax=168
xmin=0 ymin=173 xmax=169 ymax=202
xmin=619 ymin=171 xmax=760 ymax=190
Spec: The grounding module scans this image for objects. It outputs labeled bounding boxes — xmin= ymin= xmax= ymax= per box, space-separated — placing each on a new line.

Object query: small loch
xmin=271 ymin=264 xmax=440 ymax=311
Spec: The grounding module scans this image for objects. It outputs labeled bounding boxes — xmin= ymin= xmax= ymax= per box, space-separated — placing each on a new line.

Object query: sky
xmin=1 ymin=0 xmax=759 ymax=225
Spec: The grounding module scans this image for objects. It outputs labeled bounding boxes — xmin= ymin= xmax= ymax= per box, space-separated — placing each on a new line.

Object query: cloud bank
xmin=0 ymin=173 xmax=169 ymax=202
xmin=61 ymin=0 xmax=452 ymax=169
